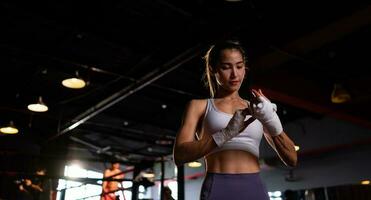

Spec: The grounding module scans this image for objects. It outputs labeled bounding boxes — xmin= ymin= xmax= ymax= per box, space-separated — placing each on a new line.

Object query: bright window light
xmin=57 ymin=165 xmax=133 ymax=200
xmin=168 ymin=181 xmax=178 ymax=200
xmin=139 ymin=185 xmax=145 ymax=193
xmin=66 ymin=165 xmax=85 ymax=178
xmin=272 ymin=191 xmax=282 ymax=197
xmin=269 ymin=190 xmax=282 ymax=200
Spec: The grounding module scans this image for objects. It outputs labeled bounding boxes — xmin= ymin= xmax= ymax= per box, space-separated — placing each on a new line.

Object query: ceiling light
xmin=188 ymin=161 xmax=202 ymax=168
xmin=27 ymin=96 xmax=48 ymax=112
xmin=62 ymin=71 xmax=86 ymax=89
xmin=361 ymin=180 xmax=370 ymax=185
xmin=0 ymin=121 xmax=19 ymax=134
xmin=331 ymin=83 xmax=351 ymax=103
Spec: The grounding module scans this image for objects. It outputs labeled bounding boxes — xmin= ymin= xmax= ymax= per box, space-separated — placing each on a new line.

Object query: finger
xmin=251 ymin=91 xmax=266 ymax=104
xmin=250 ymin=90 xmax=260 ymax=104
xmin=255 ymin=89 xmax=270 ymax=102
xmin=258 ymin=89 xmax=265 ymax=97
xmin=253 ymin=89 xmax=268 ymax=102
xmin=254 ymin=88 xmax=264 ymax=97
xmin=251 ymin=89 xmax=260 ymax=97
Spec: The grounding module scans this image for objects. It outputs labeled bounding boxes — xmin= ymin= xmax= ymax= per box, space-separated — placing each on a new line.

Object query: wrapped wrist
xmin=262 ymin=112 xmax=283 ymax=136
xmin=212 ymin=129 xmax=230 ymax=147
xmin=211 ymin=109 xmax=246 ymax=147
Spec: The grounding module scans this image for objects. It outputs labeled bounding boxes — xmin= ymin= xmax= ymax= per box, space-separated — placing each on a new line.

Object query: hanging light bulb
xmin=331 ymin=83 xmax=351 ymax=103
xmin=0 ymin=121 xmax=19 ymax=134
xmin=188 ymin=161 xmax=202 ymax=168
xmin=62 ymin=71 xmax=86 ymax=89
xmin=28 ymin=96 xmax=48 ymax=112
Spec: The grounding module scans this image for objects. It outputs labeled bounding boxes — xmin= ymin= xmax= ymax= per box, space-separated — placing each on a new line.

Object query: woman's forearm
xmin=174 ymin=135 xmax=216 ymax=166
xmin=272 ymin=133 xmax=298 ymax=167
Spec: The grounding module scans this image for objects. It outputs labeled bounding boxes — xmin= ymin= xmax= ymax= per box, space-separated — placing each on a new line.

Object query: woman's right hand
xmin=212 ymin=108 xmax=255 ymax=147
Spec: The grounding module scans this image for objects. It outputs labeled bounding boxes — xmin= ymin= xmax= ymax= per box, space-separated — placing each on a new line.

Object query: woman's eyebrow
xmin=220 ymin=61 xmax=244 ymax=65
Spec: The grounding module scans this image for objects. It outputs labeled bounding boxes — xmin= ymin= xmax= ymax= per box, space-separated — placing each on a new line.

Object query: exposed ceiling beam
xmin=69 ymin=136 xmax=129 ymax=162
xmin=48 ymin=44 xmax=203 ymax=141
xmin=253 ymin=5 xmax=371 ymax=71
xmin=76 ymin=127 xmax=173 ymax=149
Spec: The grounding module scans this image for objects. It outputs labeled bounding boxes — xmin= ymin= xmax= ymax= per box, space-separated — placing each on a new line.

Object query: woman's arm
xmin=264 ymin=131 xmax=297 ymax=167
xmin=102 ymin=170 xmax=109 ymax=193
xmin=250 ymin=89 xmax=297 ymax=167
xmin=173 ymin=99 xmax=217 ymax=166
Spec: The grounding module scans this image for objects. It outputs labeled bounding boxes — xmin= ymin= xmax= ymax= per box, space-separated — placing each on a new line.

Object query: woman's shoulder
xmin=188 ymin=98 xmax=209 ymax=106
xmin=186 ymin=98 xmax=209 ymax=112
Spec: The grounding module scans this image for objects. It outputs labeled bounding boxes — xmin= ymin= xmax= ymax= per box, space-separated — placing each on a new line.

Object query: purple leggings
xmin=200 ymin=172 xmax=270 ymax=200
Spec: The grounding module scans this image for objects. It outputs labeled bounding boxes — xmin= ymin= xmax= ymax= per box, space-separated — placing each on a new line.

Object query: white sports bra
xmin=199 ymin=99 xmax=264 ymax=158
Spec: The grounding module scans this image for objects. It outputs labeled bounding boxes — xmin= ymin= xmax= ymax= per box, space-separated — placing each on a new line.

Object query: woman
xmin=173 ymin=40 xmax=297 ymax=200
xmin=101 ymin=162 xmax=125 ymax=200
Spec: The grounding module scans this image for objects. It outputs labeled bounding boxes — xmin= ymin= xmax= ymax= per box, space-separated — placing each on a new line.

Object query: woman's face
xmin=112 ymin=162 xmax=120 ymax=170
xmin=214 ymin=49 xmax=246 ymax=93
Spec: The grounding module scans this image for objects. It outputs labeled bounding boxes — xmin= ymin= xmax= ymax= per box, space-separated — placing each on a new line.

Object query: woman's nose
xmin=231 ymin=67 xmax=237 ymax=77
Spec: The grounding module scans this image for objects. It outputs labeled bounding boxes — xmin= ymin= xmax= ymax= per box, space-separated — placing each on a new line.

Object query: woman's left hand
xmin=250 ymin=89 xmax=283 ymax=136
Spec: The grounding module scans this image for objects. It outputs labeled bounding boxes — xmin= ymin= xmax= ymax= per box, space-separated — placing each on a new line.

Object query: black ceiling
xmin=1 ymin=1 xmax=371 ymax=173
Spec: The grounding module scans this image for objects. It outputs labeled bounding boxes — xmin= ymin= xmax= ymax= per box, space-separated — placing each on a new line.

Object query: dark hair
xmin=203 ymin=40 xmax=247 ymax=97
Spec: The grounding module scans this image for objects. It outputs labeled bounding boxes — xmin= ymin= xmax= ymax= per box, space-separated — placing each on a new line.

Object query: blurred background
xmin=1 ymin=1 xmax=371 ymax=199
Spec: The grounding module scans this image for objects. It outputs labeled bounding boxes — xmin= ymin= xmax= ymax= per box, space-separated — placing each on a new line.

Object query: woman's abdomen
xmin=205 ymin=150 xmax=260 ymax=173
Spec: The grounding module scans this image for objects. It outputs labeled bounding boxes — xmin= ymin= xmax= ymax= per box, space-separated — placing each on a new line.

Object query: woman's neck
xmin=215 ymin=90 xmax=241 ymax=100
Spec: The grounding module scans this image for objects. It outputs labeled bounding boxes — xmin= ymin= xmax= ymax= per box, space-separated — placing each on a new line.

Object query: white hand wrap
xmin=212 ymin=109 xmax=246 ymax=147
xmin=251 ymin=97 xmax=283 ymax=136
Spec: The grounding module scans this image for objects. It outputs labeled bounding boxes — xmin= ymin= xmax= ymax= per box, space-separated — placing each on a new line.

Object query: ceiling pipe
xmin=82 ymin=117 xmax=176 ymax=139
xmin=75 ymin=129 xmax=172 ymax=157
xmin=69 ymin=136 xmax=128 ymax=162
xmin=48 ymin=44 xmax=203 ymax=141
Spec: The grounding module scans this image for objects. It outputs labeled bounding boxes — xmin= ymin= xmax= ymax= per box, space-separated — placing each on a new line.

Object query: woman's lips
xmin=230 ymin=80 xmax=240 ymax=85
